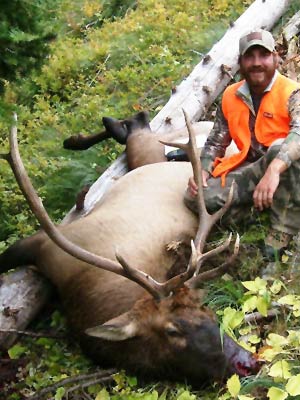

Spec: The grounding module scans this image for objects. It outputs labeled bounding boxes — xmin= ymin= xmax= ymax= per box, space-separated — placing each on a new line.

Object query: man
xmin=185 ymin=29 xmax=300 ymax=261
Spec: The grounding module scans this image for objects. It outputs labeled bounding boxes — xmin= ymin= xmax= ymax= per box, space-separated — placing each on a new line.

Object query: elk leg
xmin=0 ymin=232 xmax=44 ymax=273
xmin=75 ymin=184 xmax=91 ymax=211
xmin=63 ymin=130 xmax=111 ymax=150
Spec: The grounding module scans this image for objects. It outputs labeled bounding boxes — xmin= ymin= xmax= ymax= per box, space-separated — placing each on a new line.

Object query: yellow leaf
xmin=238 ymin=340 xmax=255 ymax=353
xmin=292 ymin=309 xmax=300 ymax=317
xmin=256 ymin=296 xmax=268 ymax=317
xmin=242 ymin=277 xmax=267 ymax=294
xmin=266 ymin=333 xmax=288 ymax=348
xmin=218 ymin=394 xmax=231 ymax=400
xmin=267 ymin=387 xmax=288 ymax=400
xmin=270 ymin=280 xmax=283 ymax=294
xmin=242 ymin=296 xmax=258 ymax=313
xmin=286 ymin=374 xmax=300 ymax=396
xmin=96 ymin=388 xmax=110 ymax=400
xmin=278 ymin=295 xmax=299 ymax=306
xmin=227 ymin=374 xmax=241 ymax=398
xmin=268 ymin=360 xmax=291 ymax=379
xmin=287 ymin=330 xmax=300 ymax=346
xmin=260 ymin=347 xmax=281 ymax=362
xmin=238 ymin=396 xmax=255 ymax=400
xmin=222 ymin=307 xmax=244 ymax=331
xmin=239 ymin=326 xmax=252 ymax=335
xmin=248 ymin=334 xmax=261 ymax=344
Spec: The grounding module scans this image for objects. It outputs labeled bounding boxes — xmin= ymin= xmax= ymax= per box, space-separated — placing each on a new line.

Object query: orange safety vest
xmin=212 ymin=73 xmax=300 ymax=186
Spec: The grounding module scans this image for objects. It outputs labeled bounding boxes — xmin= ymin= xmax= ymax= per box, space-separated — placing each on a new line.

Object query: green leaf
xmin=227 ymin=374 xmax=241 ymax=398
xmin=267 ymin=387 xmax=288 ymax=400
xmin=238 ymin=396 xmax=255 ymax=400
xmin=8 ymin=344 xmax=27 ymax=359
xmin=285 ymin=374 xmax=300 ymax=396
xmin=55 ymin=387 xmax=65 ymax=400
xmin=127 ymin=375 xmax=137 ymax=387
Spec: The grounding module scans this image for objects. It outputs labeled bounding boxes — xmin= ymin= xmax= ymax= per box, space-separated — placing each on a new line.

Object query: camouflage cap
xmin=239 ymin=30 xmax=275 ymax=55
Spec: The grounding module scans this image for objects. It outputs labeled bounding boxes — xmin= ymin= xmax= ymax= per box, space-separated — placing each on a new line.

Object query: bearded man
xmin=185 ymin=29 xmax=300 ymax=261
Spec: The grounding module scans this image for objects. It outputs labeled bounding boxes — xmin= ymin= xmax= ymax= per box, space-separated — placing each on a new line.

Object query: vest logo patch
xmin=263 ymin=112 xmax=273 ymax=118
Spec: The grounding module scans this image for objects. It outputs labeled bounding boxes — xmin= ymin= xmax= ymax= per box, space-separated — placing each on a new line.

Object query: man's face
xmin=239 ymin=45 xmax=278 ymax=92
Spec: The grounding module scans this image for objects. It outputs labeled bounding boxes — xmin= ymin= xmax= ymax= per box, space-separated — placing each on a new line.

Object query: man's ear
xmin=273 ymin=51 xmax=280 ymax=68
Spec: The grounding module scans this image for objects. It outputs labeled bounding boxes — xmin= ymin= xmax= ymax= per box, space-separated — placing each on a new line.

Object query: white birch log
xmin=0 ymin=268 xmax=52 ymax=349
xmin=0 ymin=0 xmax=293 ymax=349
xmin=283 ymin=10 xmax=300 ymax=41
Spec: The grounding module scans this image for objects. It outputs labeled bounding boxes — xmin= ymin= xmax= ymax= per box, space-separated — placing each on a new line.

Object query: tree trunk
xmin=0 ymin=0 xmax=294 ymax=350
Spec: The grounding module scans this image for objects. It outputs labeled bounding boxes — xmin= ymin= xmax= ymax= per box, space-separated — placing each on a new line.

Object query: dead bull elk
xmin=0 ymin=112 xmax=260 ymax=385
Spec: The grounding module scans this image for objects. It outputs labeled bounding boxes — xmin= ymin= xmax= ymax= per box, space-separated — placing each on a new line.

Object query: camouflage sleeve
xmin=276 ymin=89 xmax=300 ymax=167
xmin=200 ymin=106 xmax=232 ymax=173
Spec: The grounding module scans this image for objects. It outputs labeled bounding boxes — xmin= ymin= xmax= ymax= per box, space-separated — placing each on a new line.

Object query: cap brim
xmin=241 ymin=40 xmax=274 ymax=55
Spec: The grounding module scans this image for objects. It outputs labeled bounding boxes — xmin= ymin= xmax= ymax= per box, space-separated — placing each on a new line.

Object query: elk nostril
xmin=233 ymin=355 xmax=263 ymax=377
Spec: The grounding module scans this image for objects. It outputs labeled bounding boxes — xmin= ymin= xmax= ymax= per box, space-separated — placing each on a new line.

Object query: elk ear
xmin=85 ymin=313 xmax=138 ymax=341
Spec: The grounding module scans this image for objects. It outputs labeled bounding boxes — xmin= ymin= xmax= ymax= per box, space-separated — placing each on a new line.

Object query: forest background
xmin=1 ymin=1 xmax=300 ymax=399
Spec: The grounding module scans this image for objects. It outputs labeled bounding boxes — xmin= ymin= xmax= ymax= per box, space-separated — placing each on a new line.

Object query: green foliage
xmin=0 ymin=0 xmax=59 ymax=91
xmin=0 ymin=0 xmax=252 ymax=246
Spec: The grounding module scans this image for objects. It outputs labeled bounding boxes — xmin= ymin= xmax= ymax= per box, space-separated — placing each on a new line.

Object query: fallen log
xmin=0 ymin=268 xmax=52 ymax=349
xmin=0 ymin=0 xmax=295 ymax=350
xmin=283 ymin=10 xmax=300 ymax=41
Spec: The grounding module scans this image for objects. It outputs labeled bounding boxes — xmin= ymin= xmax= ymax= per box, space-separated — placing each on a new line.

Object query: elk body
xmin=0 ymin=113 xmax=258 ymax=385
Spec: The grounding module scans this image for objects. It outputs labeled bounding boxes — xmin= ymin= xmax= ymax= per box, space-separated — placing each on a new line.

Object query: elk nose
xmin=234 ymin=354 xmax=264 ymax=377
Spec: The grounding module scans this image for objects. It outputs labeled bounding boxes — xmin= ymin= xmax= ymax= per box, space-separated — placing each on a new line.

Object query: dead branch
xmin=26 ymin=369 xmax=116 ymax=400
xmin=0 ymin=328 xmax=65 ymax=339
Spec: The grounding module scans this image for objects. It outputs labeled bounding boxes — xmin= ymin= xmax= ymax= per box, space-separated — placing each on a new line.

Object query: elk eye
xmin=165 ymin=324 xmax=181 ymax=337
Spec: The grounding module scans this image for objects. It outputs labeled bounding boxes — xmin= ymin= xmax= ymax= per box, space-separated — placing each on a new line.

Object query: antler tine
xmin=187 ymin=234 xmax=240 ymax=289
xmin=116 ymin=250 xmax=196 ymax=299
xmin=181 ymin=109 xmax=238 ymax=276
xmin=115 ymin=251 xmax=176 ymax=300
xmin=4 ymin=115 xmax=170 ymax=301
xmin=159 ymin=110 xmax=237 ymax=289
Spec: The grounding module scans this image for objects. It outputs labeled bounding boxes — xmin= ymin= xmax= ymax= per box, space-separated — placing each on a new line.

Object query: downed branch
xmin=26 ymin=369 xmax=116 ymax=400
xmin=0 ymin=328 xmax=65 ymax=339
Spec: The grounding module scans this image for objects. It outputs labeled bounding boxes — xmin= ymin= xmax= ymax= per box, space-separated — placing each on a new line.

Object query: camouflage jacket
xmin=201 ymin=71 xmax=300 ymax=173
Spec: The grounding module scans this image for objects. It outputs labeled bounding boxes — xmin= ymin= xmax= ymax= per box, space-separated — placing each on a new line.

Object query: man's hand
xmin=187 ymin=170 xmax=210 ymax=197
xmin=253 ymin=158 xmax=287 ymax=211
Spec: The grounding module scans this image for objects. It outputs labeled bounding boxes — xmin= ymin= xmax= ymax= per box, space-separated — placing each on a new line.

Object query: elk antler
xmin=160 ymin=109 xmax=239 ymax=284
xmin=1 ymin=114 xmax=180 ymax=301
xmin=3 ymin=112 xmax=238 ymax=302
